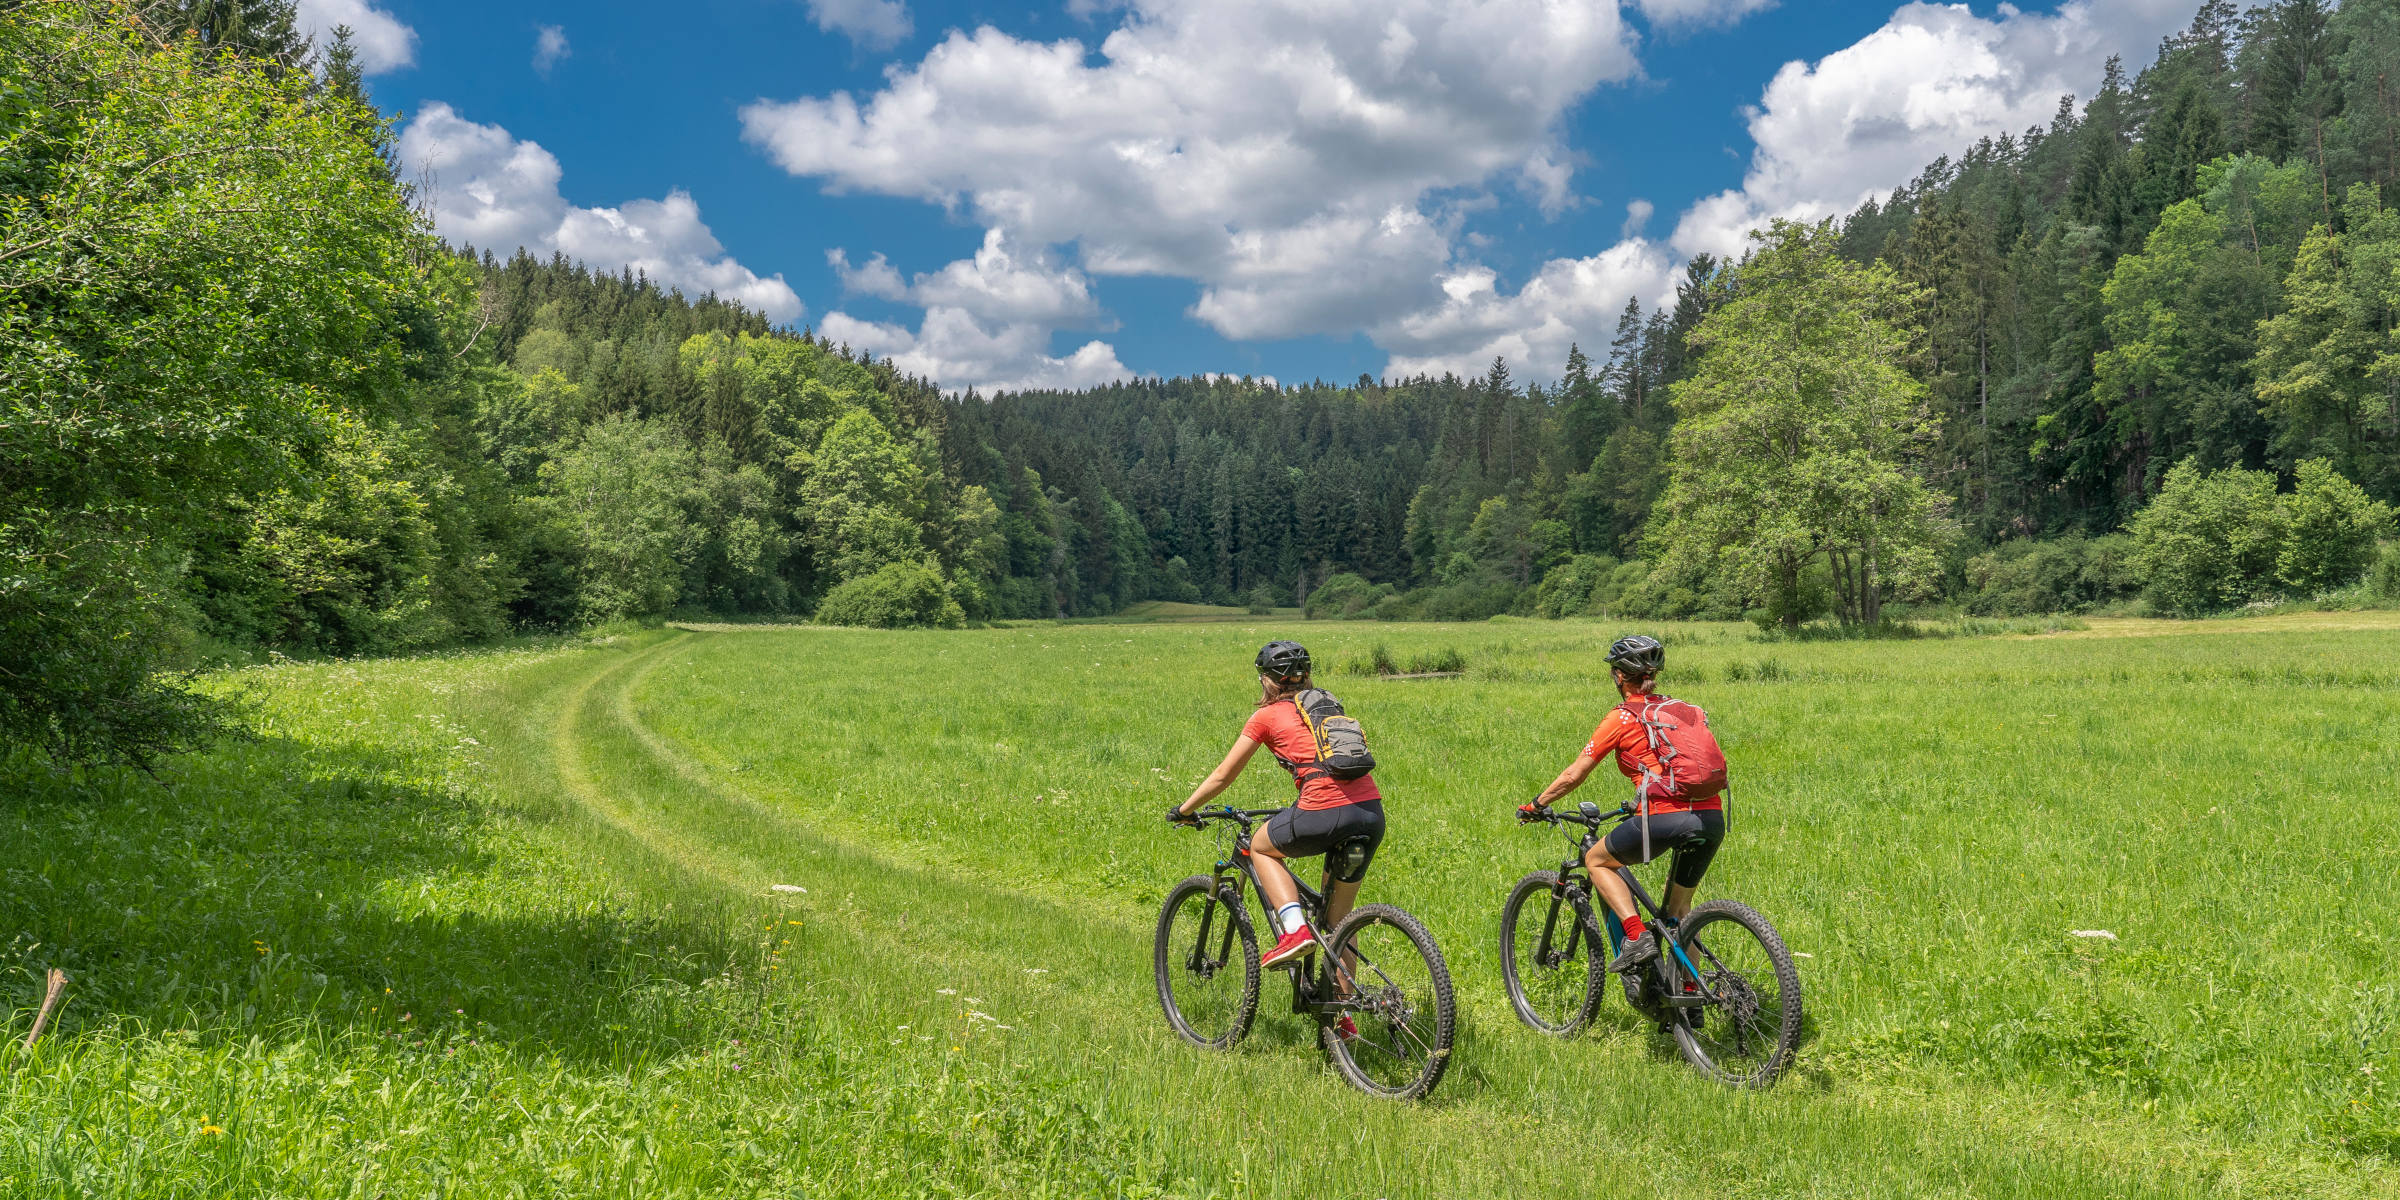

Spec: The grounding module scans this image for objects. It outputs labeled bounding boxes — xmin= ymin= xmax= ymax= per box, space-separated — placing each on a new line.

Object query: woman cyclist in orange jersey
xmin=1169 ymin=642 xmax=1385 ymax=1018
xmin=1519 ymin=634 xmax=1725 ymax=973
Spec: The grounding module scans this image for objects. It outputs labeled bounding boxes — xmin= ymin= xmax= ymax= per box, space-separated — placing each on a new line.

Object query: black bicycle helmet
xmin=1255 ymin=640 xmax=1312 ymax=682
xmin=1605 ymin=634 xmax=1665 ymax=677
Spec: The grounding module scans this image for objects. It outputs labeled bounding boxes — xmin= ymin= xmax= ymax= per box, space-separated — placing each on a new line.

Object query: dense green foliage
xmin=8 ymin=618 xmax=2398 ymax=1195
xmin=1652 ymin=221 xmax=1949 ymax=628
xmin=13 ymin=1 xmax=2400 ymax=768
xmin=0 ymin=3 xmax=426 ymax=765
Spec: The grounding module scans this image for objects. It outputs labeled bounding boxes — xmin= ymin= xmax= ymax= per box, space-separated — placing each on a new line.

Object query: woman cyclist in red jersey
xmin=1519 ymin=634 xmax=1724 ymax=973
xmin=1169 ymin=641 xmax=1386 ymax=981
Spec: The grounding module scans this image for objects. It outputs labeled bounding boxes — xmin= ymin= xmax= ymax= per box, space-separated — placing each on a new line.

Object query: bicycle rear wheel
xmin=1669 ymin=899 xmax=1802 ymax=1088
xmin=1321 ymin=903 xmax=1455 ymax=1100
xmin=1498 ymin=871 xmax=1603 ymax=1035
xmin=1154 ymin=875 xmax=1260 ymax=1050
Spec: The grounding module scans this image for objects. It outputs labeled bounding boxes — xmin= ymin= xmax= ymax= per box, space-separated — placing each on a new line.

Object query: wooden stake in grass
xmin=22 ymin=969 xmax=68 ymax=1051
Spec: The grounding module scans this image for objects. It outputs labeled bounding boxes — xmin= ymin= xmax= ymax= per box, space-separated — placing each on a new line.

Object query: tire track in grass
xmin=523 ymin=629 xmax=2382 ymax=1200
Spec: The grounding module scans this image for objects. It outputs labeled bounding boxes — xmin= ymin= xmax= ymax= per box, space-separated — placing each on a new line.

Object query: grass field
xmin=5 ymin=614 xmax=2398 ymax=1197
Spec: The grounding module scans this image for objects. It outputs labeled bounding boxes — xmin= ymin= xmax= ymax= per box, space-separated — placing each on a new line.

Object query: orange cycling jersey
xmin=1242 ymin=702 xmax=1381 ymax=811
xmin=1580 ymin=691 xmax=1722 ymax=814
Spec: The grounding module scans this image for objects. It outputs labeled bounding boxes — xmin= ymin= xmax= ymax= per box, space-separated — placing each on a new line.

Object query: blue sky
xmin=302 ymin=1 xmax=2200 ymax=391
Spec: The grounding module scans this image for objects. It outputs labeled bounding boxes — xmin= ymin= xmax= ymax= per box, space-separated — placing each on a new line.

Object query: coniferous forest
xmin=7 ymin=0 xmax=2400 ymax=767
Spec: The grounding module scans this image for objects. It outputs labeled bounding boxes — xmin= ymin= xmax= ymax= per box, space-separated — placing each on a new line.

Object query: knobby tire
xmin=1668 ymin=898 xmax=1803 ymax=1088
xmin=1320 ymin=903 xmax=1456 ymax=1100
xmin=1497 ymin=870 xmax=1604 ymax=1035
xmin=1154 ymin=874 xmax=1260 ymax=1050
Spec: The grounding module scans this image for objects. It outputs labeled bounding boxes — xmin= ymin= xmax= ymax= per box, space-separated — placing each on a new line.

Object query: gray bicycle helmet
xmin=1605 ymin=634 xmax=1665 ymax=677
xmin=1255 ymin=640 xmax=1311 ymax=682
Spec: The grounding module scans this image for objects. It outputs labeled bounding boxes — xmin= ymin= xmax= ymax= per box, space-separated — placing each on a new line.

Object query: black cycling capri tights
xmin=1601 ymin=808 xmax=1724 ymax=890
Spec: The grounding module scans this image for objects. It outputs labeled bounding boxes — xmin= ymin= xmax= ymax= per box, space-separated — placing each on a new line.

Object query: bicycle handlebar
xmin=1518 ymin=801 xmax=1635 ymax=829
xmin=1182 ymin=804 xmax=1283 ymax=828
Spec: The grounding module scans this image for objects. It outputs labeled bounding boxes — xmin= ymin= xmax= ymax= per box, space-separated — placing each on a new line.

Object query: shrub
xmin=1531 ymin=555 xmax=1619 ymax=618
xmin=814 ymin=563 xmax=965 ymax=629
xmin=2277 ymin=459 xmax=2396 ymax=594
xmin=1747 ymin=560 xmax=1834 ymax=631
xmin=1305 ymin=573 xmax=1392 ymax=619
xmin=1960 ymin=533 xmax=2142 ymax=616
xmin=1412 ymin=579 xmax=1519 ymax=622
xmin=1245 ymin=583 xmax=1281 ymax=614
xmin=2127 ymin=460 xmax=2286 ymax=616
xmin=2373 ymin=543 xmax=2400 ymax=601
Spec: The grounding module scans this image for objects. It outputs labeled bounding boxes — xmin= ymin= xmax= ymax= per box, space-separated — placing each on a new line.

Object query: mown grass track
xmin=5 ymin=617 xmax=2398 ymax=1196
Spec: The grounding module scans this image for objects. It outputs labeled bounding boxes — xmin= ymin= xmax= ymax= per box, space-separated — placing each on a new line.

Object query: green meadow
xmin=5 ymin=615 xmax=2398 ymax=1198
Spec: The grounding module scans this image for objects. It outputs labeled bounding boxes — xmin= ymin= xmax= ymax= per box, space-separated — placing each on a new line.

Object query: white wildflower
xmin=770 ymin=884 xmax=807 ymax=894
xmin=1791 ymin=952 xmax=1814 ymax=959
xmin=936 ymin=988 xmax=957 ymax=995
xmin=2070 ymin=930 xmax=2117 ymax=940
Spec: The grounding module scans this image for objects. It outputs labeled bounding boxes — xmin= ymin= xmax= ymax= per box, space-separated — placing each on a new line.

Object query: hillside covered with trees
xmin=6 ymin=0 xmax=2400 ymax=769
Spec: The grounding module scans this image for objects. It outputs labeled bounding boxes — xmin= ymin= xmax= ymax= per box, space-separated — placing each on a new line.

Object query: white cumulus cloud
xmin=826 ymin=230 xmax=1124 ymax=392
xmin=1377 ymin=238 xmax=1676 ymax=381
xmin=295 ymin=0 xmax=417 ymax=74
xmin=534 ymin=25 xmax=570 ymax=78
xmin=1390 ymin=0 xmax=2194 ymax=380
xmin=806 ymin=0 xmax=914 ymax=50
xmin=1634 ymin=0 xmax=1777 ymax=30
xmin=1670 ymin=0 xmax=2194 ymax=260
xmin=820 ymin=309 xmax=1131 ymax=394
xmin=1620 ymin=198 xmax=1655 ymax=241
xmin=742 ymin=0 xmax=1644 ymax=381
xmin=400 ymin=103 xmax=802 ymax=323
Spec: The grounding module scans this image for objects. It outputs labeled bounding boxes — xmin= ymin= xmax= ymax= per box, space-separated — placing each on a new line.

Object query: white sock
xmin=1275 ymin=903 xmax=1307 ymax=935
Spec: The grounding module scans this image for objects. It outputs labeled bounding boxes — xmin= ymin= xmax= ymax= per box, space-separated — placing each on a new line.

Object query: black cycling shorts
xmin=1602 ymin=807 xmax=1724 ymax=890
xmin=1265 ymin=800 xmax=1385 ymax=881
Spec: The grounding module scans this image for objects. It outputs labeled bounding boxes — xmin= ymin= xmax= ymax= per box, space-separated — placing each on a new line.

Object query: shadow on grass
xmin=0 ymin=733 xmax=753 ymax=1067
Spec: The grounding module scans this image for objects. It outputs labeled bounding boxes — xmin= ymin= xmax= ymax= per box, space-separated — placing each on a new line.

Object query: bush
xmin=1304 ymin=572 xmax=1392 ymax=619
xmin=2127 ymin=460 xmax=2286 ymax=616
xmin=2373 ymin=543 xmax=2400 ymax=601
xmin=1960 ymin=533 xmax=2141 ymax=616
xmin=1531 ymin=555 xmax=1619 ymax=618
xmin=814 ymin=563 xmax=965 ymax=629
xmin=1411 ymin=579 xmax=1520 ymax=622
xmin=2277 ymin=459 xmax=2396 ymax=594
xmin=1747 ymin=560 xmax=1834 ymax=631
xmin=1245 ymin=583 xmax=1281 ymax=614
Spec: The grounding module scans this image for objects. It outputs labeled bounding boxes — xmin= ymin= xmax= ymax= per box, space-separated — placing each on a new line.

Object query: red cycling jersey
xmin=1580 ymin=690 xmax=1722 ymax=814
xmin=1242 ymin=702 xmax=1381 ymax=811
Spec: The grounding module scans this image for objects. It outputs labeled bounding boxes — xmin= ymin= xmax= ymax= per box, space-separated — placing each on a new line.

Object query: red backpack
xmin=1618 ymin=694 xmax=1728 ymax=806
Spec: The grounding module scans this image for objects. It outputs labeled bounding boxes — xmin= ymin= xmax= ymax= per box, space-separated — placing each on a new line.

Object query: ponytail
xmin=1257 ymin=672 xmax=1313 ymax=708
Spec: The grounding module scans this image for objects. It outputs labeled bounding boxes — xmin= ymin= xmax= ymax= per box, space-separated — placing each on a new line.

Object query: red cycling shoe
xmin=1262 ymin=926 xmax=1316 ymax=969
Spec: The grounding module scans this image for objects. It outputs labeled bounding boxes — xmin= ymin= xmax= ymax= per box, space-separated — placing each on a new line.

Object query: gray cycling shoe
xmin=1607 ymin=930 xmax=1661 ymax=974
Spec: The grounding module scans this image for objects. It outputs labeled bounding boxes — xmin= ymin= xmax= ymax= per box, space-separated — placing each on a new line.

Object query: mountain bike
xmin=1155 ymin=805 xmax=1456 ymax=1100
xmin=1499 ymin=800 xmax=1801 ymax=1088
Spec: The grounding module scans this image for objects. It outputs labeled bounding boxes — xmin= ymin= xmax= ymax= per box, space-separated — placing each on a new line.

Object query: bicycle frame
xmin=1190 ymin=808 xmax=1373 ymax=1020
xmin=1530 ymin=807 xmax=1718 ymax=1010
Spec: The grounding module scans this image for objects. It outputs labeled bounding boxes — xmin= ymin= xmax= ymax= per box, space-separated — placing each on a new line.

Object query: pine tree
xmin=1556 ymin=343 xmax=1609 ymax=473
xmin=165 ymin=1 xmax=307 ymax=73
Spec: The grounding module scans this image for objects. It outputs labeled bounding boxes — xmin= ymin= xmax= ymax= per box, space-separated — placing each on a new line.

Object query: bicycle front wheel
xmin=1322 ymin=903 xmax=1456 ymax=1100
xmin=1498 ymin=870 xmax=1603 ymax=1035
xmin=1669 ymin=899 xmax=1803 ymax=1088
xmin=1154 ymin=874 xmax=1260 ymax=1050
